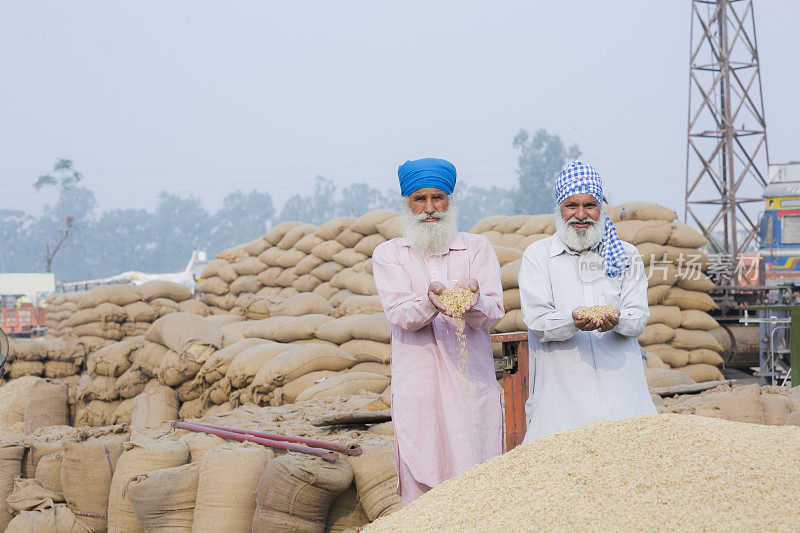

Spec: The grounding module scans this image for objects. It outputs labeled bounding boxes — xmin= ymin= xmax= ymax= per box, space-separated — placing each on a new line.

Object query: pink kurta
xmin=372 ymin=232 xmax=504 ymax=501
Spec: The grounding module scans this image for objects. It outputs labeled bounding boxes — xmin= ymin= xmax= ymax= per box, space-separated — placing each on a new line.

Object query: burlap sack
xmin=75 ymin=400 xmax=121 ymax=427
xmin=130 ymin=341 xmax=168 ymax=377
xmin=667 ymin=221 xmax=709 ymax=248
xmin=0 ymin=443 xmax=24 ymax=529
xmin=229 ymin=275 xmax=261 ymax=296
xmin=663 ymin=287 xmax=718 ymax=311
xmin=336 ymin=229 xmax=364 ymax=248
xmin=200 ymin=259 xmax=225 ymax=279
xmin=646 ymin=285 xmax=671 ymax=305
xmin=146 ymin=312 xmax=222 ymax=358
xmin=672 ymin=363 xmax=726 ymax=384
xmin=111 ymin=397 xmax=136 ymax=425
xmin=192 ymin=442 xmax=272 ymax=532
xmin=493 ymin=214 xmax=529 ymax=234
xmin=645 ymin=351 xmax=668 ymax=369
xmin=638 ymin=324 xmax=676 ymax=346
xmin=137 ymin=280 xmax=192 ymax=302
xmin=275 ymin=249 xmax=307 ymax=270
xmin=35 ymin=451 xmax=63 ymax=494
xmin=340 ymin=340 xmax=391 ymax=364
xmin=277 ymin=223 xmax=316 ymax=250
xmin=676 ymin=267 xmax=716 ymax=292
xmin=76 ymin=374 xmax=118 ymax=402
xmin=616 ymin=201 xmax=677 ymax=222
xmin=614 ymin=220 xmax=671 ymax=245
xmin=645 ymin=263 xmax=678 ymax=287
xmin=130 ymin=384 xmax=179 ymax=428
xmin=470 ymin=215 xmax=505 ymax=233
xmin=492 ymin=309 xmax=527 ymax=333
xmin=295 ymin=233 xmax=325 ymax=254
xmin=8 ymin=360 xmax=44 ymax=378
xmin=500 ymin=259 xmax=521 ymax=290
xmin=178 ymin=298 xmax=210 ymax=316
xmin=252 ymin=454 xmax=353 ymax=533
xmin=325 ymin=484 xmax=370 ymax=532
xmin=107 ymin=436 xmax=190 ymax=533
xmin=294 ymin=254 xmax=324 ymax=276
xmin=760 ymin=394 xmax=790 ymax=425
xmin=670 ymin=328 xmax=723 ymax=352
xmin=243 ymin=237 xmax=270 ymax=256
xmin=88 ymin=339 xmax=139 ymax=377
xmin=354 ymin=233 xmax=386 ymax=256
xmin=644 ymin=368 xmax=695 ymax=388
xmin=205 ymin=377 xmax=232 ymax=405
xmin=636 ymin=243 xmax=668 ymax=265
xmin=268 ymin=370 xmax=339 ymax=405
xmin=681 ymin=310 xmax=720 ymax=331
xmin=116 ymin=364 xmax=151 ymax=399
xmin=233 ymin=257 xmax=268 ymax=276
xmin=251 ymin=344 xmax=356 ymax=395
xmin=62 ymin=432 xmax=129 ymax=532
xmin=66 ymin=303 xmax=128 ymax=327
xmin=297 ymin=372 xmax=390 ymax=401
xmin=315 ymin=217 xmax=355 ymax=241
xmin=687 ymin=349 xmax=724 ymax=366
xmin=126 ymin=463 xmax=199 ymax=532
xmin=44 ymin=360 xmax=81 ymax=379
xmin=196 ymin=338 xmax=268 ymax=385
xmin=199 ymin=292 xmax=236 ymax=311
xmin=644 ymin=344 xmax=690 ymax=367
xmin=77 ymin=284 xmax=141 ymax=309
xmin=270 ymin=293 xmax=334 ymax=318
xmin=197 ymin=276 xmax=229 ymax=296
xmin=308 ymin=264 xmax=344 ymax=288
xmin=5 ymin=503 xmax=90 ymax=533
xmin=157 ymin=349 xmax=202 ymax=387
xmin=346 ymin=443 xmax=400 ymax=521
xmin=292 ymin=274 xmax=322 ymax=293
xmin=349 ymin=362 xmax=391 ymax=376
xmin=22 ymin=427 xmax=75 ymax=477
xmin=227 ymin=343 xmax=294 ymax=388
xmin=646 ymin=305 xmax=683 ymax=328
xmin=217 ymin=243 xmax=249 ymax=262
xmin=350 ymin=209 xmax=398 ymax=236
xmin=244 ymin=314 xmax=332 ymax=343
xmin=180 ymin=433 xmax=225 ymax=463
xmin=24 ymin=379 xmax=69 ymax=434
xmin=72 ymin=321 xmax=124 ymax=341
xmin=349 ymin=314 xmax=391 ymax=343
xmin=376 ymin=216 xmax=403 ymax=240
xmin=276 ymin=268 xmax=299 ymax=287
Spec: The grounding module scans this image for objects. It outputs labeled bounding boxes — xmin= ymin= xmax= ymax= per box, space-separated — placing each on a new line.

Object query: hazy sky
xmin=2 ymin=1 xmax=798 ymax=219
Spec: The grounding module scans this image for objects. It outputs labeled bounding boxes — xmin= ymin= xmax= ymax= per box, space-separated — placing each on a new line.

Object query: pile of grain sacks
xmin=42 ymin=292 xmax=83 ymax=337
xmin=5 ymin=338 xmax=85 ymax=382
xmin=0 ymin=392 xmax=397 ymax=532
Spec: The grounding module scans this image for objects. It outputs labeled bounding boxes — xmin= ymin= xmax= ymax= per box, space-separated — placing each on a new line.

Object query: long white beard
xmin=554 ymin=206 xmax=606 ymax=252
xmin=402 ymin=201 xmax=458 ymax=256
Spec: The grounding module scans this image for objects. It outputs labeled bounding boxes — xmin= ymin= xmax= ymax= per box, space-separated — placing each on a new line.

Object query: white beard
xmin=554 ymin=205 xmax=606 ymax=252
xmin=401 ymin=200 xmax=458 ymax=256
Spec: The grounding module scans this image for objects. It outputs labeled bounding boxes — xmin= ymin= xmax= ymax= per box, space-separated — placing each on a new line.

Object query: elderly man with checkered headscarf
xmin=518 ymin=161 xmax=656 ymax=443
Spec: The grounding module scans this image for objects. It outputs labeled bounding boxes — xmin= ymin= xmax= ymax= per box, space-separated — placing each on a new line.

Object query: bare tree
xmin=34 ymin=159 xmax=83 ymax=272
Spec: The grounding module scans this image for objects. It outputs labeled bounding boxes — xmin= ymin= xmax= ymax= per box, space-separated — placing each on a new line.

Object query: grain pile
xmin=470 ymin=201 xmax=723 ymax=383
xmin=365 ymin=414 xmax=800 ymax=532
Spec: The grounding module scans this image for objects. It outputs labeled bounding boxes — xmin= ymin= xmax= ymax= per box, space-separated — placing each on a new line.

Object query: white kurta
xmin=519 ymin=234 xmax=656 ymax=443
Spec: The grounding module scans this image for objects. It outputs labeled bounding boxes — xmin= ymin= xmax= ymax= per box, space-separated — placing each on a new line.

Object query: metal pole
xmin=193 ymin=422 xmax=363 ymax=456
xmin=172 ymin=421 xmax=339 ymax=462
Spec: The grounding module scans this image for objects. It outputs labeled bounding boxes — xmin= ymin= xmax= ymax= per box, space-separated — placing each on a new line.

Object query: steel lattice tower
xmin=685 ymin=0 xmax=769 ymax=269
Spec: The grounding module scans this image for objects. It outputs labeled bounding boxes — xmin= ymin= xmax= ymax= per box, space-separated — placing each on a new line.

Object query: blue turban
xmin=397 ymin=158 xmax=457 ymax=197
xmin=554 ymin=161 xmax=631 ymax=277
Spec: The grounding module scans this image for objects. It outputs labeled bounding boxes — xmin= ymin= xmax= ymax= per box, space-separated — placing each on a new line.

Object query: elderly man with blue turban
xmin=519 ymin=161 xmax=656 ymax=443
xmin=372 ymin=158 xmax=504 ymax=506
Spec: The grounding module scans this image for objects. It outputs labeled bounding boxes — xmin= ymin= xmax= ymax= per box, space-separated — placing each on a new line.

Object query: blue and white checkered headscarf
xmin=554 ymin=161 xmax=630 ymax=277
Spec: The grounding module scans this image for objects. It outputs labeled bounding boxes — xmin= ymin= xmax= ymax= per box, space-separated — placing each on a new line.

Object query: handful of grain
xmin=437 ymin=286 xmax=474 ymax=316
xmin=577 ymin=305 xmax=619 ymax=320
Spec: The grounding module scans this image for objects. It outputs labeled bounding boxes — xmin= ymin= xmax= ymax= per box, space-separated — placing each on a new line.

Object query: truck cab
xmin=760 ymin=162 xmax=800 ymax=285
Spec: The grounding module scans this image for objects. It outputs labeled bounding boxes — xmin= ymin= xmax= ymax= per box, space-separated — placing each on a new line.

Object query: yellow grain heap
xmin=365 ymin=414 xmax=800 ymax=532
xmin=577 ymin=305 xmax=619 ymax=321
xmin=437 ymin=287 xmax=474 ymax=317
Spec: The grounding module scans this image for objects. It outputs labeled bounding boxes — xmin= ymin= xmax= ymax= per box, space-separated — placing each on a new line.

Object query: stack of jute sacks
xmin=196 ymin=210 xmax=402 ymax=315
xmin=42 ymin=292 xmax=83 ymax=337
xmin=5 ymin=338 xmax=85 ymax=383
xmin=469 ymin=202 xmax=723 ymax=383
xmin=0 ymin=392 xmax=397 ymax=532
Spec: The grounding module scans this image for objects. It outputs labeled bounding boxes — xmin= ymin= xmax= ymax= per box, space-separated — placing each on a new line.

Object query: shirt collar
xmin=549 ymin=232 xmax=601 ymax=258
xmin=396 ymin=231 xmax=467 ymax=251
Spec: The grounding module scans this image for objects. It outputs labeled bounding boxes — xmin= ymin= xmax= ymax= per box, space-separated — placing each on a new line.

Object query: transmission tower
xmin=685 ymin=0 xmax=769 ymax=269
